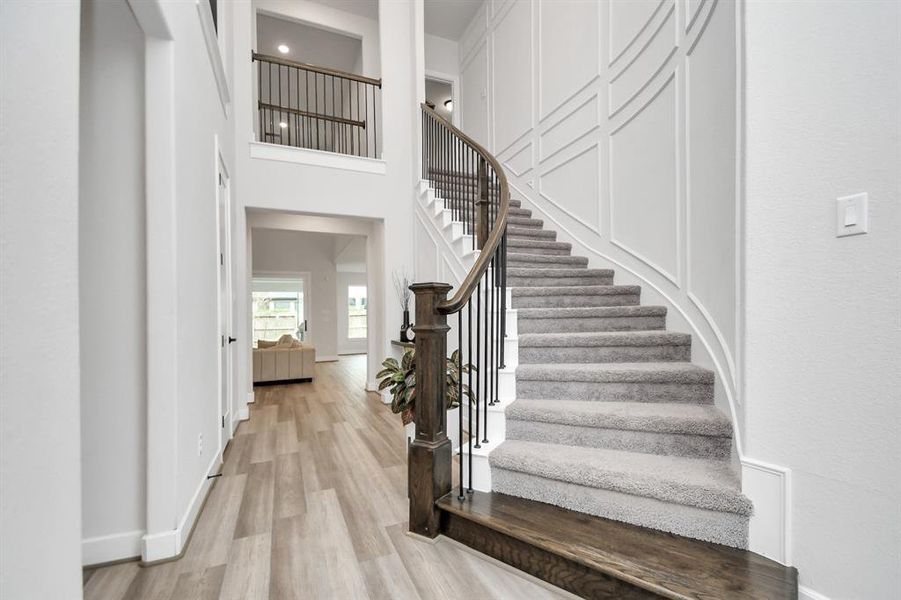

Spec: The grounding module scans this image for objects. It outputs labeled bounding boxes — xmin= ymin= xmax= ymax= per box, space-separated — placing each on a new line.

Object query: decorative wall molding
xmin=608 ymin=0 xmax=667 ymax=68
xmin=502 ymin=142 xmax=533 ymax=177
xmin=539 ymin=93 xmax=600 ymax=163
xmin=538 ymin=143 xmax=602 ymax=235
xmin=741 ymin=457 xmax=792 ymax=566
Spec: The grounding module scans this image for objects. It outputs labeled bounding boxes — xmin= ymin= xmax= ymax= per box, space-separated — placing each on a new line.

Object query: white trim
xmin=143 ymin=452 xmax=221 ymax=561
xmin=238 ymin=406 xmax=250 ymax=421
xmin=249 ymin=141 xmax=387 ymax=174
xmin=246 ymin=391 xmax=256 ymax=405
xmin=82 ymin=529 xmax=144 ymax=566
xmin=741 ymin=457 xmax=792 ymax=565
xmin=141 ymin=529 xmax=177 ymax=563
xmin=799 ymin=585 xmax=831 ymax=600
xmin=315 ymin=355 xmax=340 ymax=363
xmin=196 ymin=0 xmax=230 ymax=117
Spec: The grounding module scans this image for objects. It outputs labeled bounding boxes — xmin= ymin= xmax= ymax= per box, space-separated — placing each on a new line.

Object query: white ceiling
xmin=306 ymin=0 xmax=379 ymax=20
xmin=257 ymin=13 xmax=363 ymax=74
xmin=424 ymin=0 xmax=484 ymax=41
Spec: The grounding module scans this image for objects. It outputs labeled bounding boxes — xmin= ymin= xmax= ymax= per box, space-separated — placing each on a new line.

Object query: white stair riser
xmin=460 ymin=450 xmax=492 ymax=492
xmin=460 ymin=402 xmax=507 ymax=443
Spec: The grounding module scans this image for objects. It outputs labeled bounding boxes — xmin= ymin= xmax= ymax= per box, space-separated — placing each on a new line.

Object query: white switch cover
xmin=836 ymin=193 xmax=868 ymax=237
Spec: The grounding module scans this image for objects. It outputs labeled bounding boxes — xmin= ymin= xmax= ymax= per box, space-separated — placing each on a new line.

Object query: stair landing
xmin=437 ymin=491 xmax=797 ymax=600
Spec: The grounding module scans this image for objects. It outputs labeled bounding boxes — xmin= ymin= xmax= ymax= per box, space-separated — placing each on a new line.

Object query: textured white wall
xmin=459 ymin=0 xmax=742 ymax=440
xmin=79 ymin=0 xmax=147 ymax=564
xmin=0 ymin=2 xmax=83 ymax=597
xmin=252 ymin=229 xmax=340 ymax=359
xmin=743 ymin=1 xmax=901 ymax=597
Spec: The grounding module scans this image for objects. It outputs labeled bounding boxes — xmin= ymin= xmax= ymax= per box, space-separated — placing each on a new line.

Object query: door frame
xmin=425 ymin=70 xmax=460 ymax=127
xmin=215 ymin=147 xmax=233 ymax=457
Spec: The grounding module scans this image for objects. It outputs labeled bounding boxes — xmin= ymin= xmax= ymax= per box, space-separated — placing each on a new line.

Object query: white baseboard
xmin=366 ymin=379 xmax=379 ymax=393
xmin=237 ymin=406 xmax=249 ymax=421
xmin=82 ymin=529 xmax=144 ymax=566
xmin=142 ymin=529 xmax=177 ymax=562
xmin=315 ymin=355 xmax=339 ymax=362
xmin=246 ymin=390 xmax=255 ymax=405
xmin=142 ymin=452 xmax=221 ymax=562
xmin=741 ymin=456 xmax=791 ymax=565
xmin=799 ymin=585 xmax=831 ymax=600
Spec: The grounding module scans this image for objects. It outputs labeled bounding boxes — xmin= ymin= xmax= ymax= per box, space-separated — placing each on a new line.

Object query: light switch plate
xmin=836 ymin=193 xmax=868 ymax=237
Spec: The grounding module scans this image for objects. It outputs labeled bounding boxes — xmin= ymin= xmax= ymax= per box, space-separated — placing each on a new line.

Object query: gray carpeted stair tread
xmin=515 ymin=362 xmax=714 ymax=384
xmin=512 ymin=285 xmax=639 ymax=297
xmin=507 ymin=238 xmax=572 ymax=255
xmin=508 ymin=267 xmax=613 ymax=278
xmin=508 ymin=253 xmax=588 ymax=267
xmin=508 ymin=227 xmax=556 ymax=240
xmin=517 ymin=306 xmax=666 ymax=319
xmin=507 ymin=216 xmax=544 ymax=228
xmin=519 ymin=331 xmax=690 ymax=348
xmin=489 ymin=440 xmax=752 ymax=516
xmin=506 ymin=399 xmax=731 ymax=437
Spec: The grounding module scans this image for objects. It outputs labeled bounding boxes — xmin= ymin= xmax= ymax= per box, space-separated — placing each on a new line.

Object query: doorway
xmin=425 ymin=75 xmax=456 ymax=126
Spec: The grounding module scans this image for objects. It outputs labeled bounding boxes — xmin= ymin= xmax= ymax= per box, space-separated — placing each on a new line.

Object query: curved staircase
xmin=490 ymin=206 xmax=752 ymax=549
xmin=412 ymin=104 xmax=796 ymax=598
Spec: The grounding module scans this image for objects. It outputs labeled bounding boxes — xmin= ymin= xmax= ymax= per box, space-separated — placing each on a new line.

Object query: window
xmin=347 ymin=285 xmax=367 ymax=339
xmin=253 ymin=291 xmax=304 ymax=341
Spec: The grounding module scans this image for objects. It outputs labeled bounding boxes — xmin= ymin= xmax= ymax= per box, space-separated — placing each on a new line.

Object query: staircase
xmin=490 ymin=205 xmax=752 ymax=549
xmin=413 ymin=104 xmax=797 ymax=598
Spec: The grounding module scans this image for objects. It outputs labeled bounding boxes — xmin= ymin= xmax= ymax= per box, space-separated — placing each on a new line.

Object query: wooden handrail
xmin=252 ymin=51 xmax=382 ymax=88
xmin=419 ymin=103 xmax=509 ymax=316
xmin=258 ymin=101 xmax=366 ymax=129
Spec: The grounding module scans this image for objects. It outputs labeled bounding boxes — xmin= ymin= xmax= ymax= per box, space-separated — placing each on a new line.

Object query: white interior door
xmin=217 ymin=168 xmax=233 ymax=454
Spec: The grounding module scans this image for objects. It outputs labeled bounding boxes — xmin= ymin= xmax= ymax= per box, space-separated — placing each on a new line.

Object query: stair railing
xmin=252 ymin=52 xmax=381 ymax=158
xmin=410 ymin=104 xmax=508 ymax=537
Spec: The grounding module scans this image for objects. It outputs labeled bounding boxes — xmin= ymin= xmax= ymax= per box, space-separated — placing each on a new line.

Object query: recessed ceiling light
xmin=444 ymin=99 xmax=453 ymax=111
xmin=279 ymin=121 xmax=288 ymax=129
xmin=278 ymin=44 xmax=290 ymax=54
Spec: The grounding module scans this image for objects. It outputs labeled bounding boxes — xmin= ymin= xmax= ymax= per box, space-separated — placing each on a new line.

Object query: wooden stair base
xmin=437 ymin=492 xmax=797 ymax=600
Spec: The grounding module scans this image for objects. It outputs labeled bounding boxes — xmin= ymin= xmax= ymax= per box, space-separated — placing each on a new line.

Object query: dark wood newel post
xmin=408 ymin=282 xmax=453 ymax=538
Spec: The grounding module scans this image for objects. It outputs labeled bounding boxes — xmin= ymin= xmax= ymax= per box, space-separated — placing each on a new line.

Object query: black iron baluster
xmin=467 ymin=301 xmax=473 ymax=493
xmin=474 ymin=280 xmax=481 ymax=450
xmin=457 ymin=311 xmax=464 ymax=501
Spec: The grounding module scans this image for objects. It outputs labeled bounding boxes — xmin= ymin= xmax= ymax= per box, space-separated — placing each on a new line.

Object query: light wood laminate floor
xmin=83 ymin=356 xmax=570 ymax=600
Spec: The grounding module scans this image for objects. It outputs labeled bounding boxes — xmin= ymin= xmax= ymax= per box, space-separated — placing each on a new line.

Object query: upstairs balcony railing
xmin=252 ymin=52 xmax=381 ymax=159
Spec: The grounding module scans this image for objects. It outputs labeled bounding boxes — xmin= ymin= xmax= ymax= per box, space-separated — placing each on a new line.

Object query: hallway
xmin=83 ymin=356 xmax=568 ymax=599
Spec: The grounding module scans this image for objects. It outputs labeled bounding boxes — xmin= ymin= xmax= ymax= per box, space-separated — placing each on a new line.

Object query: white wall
xmin=425 ymin=32 xmax=459 ymax=78
xmin=459 ymin=0 xmax=742 ymax=442
xmin=743 ymin=1 xmax=901 ymax=598
xmin=252 ymin=229 xmax=340 ymax=359
xmin=79 ymin=0 xmax=147 ymax=565
xmin=0 ymin=2 xmax=84 ymax=598
xmin=134 ymin=0 xmax=238 ymax=562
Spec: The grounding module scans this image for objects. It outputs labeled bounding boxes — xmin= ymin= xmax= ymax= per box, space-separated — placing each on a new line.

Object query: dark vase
xmin=400 ymin=309 xmax=411 ymax=342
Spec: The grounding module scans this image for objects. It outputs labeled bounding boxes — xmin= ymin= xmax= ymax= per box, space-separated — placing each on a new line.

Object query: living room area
xmin=250 ymin=219 xmax=372 ymax=387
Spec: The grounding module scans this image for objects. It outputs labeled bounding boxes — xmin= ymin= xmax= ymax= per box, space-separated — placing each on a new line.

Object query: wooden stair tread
xmin=437 ymin=491 xmax=797 ymax=600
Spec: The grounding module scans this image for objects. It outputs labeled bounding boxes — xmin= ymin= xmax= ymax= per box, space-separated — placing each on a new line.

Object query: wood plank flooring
xmin=83 ymin=356 xmax=571 ymax=600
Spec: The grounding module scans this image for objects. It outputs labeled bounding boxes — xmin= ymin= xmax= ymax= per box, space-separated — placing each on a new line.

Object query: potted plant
xmin=377 ymin=348 xmax=476 ymax=446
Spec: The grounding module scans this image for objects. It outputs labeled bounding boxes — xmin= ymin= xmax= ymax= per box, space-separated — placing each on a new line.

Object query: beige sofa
xmin=252 ymin=336 xmax=315 ymax=384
